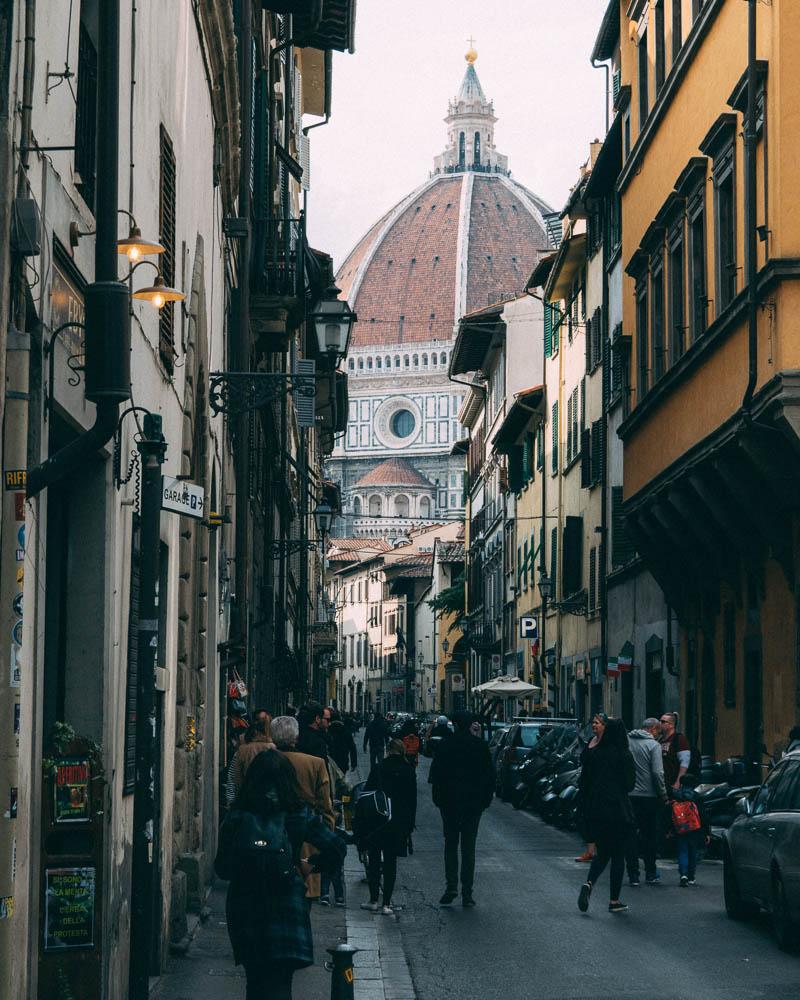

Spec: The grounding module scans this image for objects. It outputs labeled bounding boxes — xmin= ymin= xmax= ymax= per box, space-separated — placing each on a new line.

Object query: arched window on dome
xmin=358 ymin=358 xmax=364 ymax=370
xmin=394 ymin=355 xmax=400 ymax=368
xmin=394 ymin=495 xmax=409 ymax=517
xmin=367 ymin=357 xmax=373 ymax=369
xmin=422 ymin=354 xmax=428 ymax=367
xmin=385 ymin=356 xmax=391 ymax=368
xmin=348 ymin=359 xmax=355 ymax=371
xmin=368 ymin=495 xmax=382 ymax=517
xmin=419 ymin=497 xmax=431 ymax=519
xmin=458 ymin=131 xmax=465 ymax=170
xmin=404 ymin=356 xmax=410 ymax=368
xmin=376 ymin=357 xmax=382 ymax=369
xmin=412 ymin=354 xmax=419 ymax=367
xmin=353 ymin=497 xmax=361 ymax=515
xmin=474 ymin=131 xmax=481 ymax=167
xmin=431 ymin=354 xmax=438 ymax=366
xmin=440 ymin=352 xmax=447 ymax=365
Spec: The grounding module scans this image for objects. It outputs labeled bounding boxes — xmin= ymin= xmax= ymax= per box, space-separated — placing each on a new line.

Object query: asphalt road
xmin=368 ymin=752 xmax=800 ymax=1000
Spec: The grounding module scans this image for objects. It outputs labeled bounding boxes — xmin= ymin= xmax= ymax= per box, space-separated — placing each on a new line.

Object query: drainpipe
xmin=591 ymin=57 xmax=610 ymax=136
xmin=27 ymin=0 xmax=126 ymax=498
xmin=742 ymin=0 xmax=758 ymax=411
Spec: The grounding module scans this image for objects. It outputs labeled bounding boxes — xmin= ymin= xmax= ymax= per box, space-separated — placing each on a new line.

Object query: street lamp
xmin=442 ymin=637 xmax=450 ymax=656
xmin=310 ymin=283 xmax=357 ymax=361
xmin=538 ymin=570 xmax=553 ymax=601
xmin=314 ymin=502 xmax=333 ymax=537
xmin=130 ymin=260 xmax=186 ymax=309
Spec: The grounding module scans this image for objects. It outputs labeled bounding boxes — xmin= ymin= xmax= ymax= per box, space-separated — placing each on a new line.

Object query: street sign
xmin=161 ymin=477 xmax=205 ymax=520
xmin=519 ymin=615 xmax=538 ymax=640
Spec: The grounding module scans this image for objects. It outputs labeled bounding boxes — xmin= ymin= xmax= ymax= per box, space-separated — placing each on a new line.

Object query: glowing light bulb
xmin=128 ymin=245 xmax=141 ymax=262
xmin=152 ymin=292 xmax=165 ymax=309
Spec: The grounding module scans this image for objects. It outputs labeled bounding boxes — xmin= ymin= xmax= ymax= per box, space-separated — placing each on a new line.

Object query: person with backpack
xmin=659 ymin=712 xmax=699 ymax=790
xmin=429 ymin=711 xmax=494 ymax=907
xmin=215 ymin=749 xmax=346 ymax=1000
xmin=577 ymin=717 xmax=636 ymax=915
xmin=328 ymin=712 xmax=358 ymax=775
xmin=360 ymin=739 xmax=417 ymax=915
xmin=399 ymin=717 xmax=421 ymax=767
xmin=363 ymin=711 xmax=389 ymax=769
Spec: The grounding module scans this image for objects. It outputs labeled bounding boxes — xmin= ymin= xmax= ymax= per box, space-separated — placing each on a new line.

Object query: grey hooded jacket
xmin=628 ymin=730 xmax=667 ymax=798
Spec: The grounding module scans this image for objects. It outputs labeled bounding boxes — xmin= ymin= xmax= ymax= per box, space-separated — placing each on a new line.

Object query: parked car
xmin=497 ymin=722 xmax=551 ymax=801
xmin=723 ymin=750 xmax=800 ymax=950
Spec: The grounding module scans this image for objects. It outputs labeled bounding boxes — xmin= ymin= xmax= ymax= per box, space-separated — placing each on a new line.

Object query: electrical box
xmin=11 ymin=197 xmax=41 ymax=256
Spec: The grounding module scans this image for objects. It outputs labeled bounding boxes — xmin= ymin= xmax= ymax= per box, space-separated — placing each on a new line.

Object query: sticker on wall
xmin=44 ymin=867 xmax=95 ymax=950
xmin=14 ymin=493 xmax=24 ymax=521
xmin=15 ymin=567 xmax=22 ymax=586
xmin=0 ymin=895 xmax=14 ymax=920
xmin=4 ymin=470 xmax=26 ymax=491
xmin=9 ymin=646 xmax=19 ymax=688
xmin=11 ymin=621 xmax=22 ymax=647
xmin=54 ymin=759 xmax=90 ymax=824
xmin=15 ymin=524 xmax=24 ymax=561
xmin=12 ymin=593 xmax=22 ymax=618
xmin=5 ymin=787 xmax=17 ymax=819
xmin=13 ymin=703 xmax=19 ymax=736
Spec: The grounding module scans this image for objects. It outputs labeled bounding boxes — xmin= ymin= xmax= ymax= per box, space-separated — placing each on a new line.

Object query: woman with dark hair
xmin=360 ymin=739 xmax=417 ymax=915
xmin=577 ymin=717 xmax=636 ymax=914
xmin=215 ymin=750 xmax=346 ymax=999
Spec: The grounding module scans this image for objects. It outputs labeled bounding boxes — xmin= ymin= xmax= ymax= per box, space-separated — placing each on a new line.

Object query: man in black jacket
xmin=429 ymin=712 xmax=494 ymax=907
xmin=297 ymin=701 xmax=330 ymax=760
xmin=363 ymin=712 xmax=389 ymax=770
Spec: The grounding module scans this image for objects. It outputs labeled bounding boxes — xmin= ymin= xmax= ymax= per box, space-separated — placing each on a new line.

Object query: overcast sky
xmin=305 ymin=0 xmax=612 ymax=269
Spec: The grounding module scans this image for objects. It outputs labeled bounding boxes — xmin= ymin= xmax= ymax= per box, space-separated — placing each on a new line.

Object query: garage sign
xmin=161 ymin=477 xmax=205 ymax=520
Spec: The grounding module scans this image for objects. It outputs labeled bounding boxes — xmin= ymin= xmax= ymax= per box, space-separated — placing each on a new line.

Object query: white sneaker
xmin=380 ymin=905 xmax=394 ymax=915
xmin=360 ymin=902 xmax=380 ymax=912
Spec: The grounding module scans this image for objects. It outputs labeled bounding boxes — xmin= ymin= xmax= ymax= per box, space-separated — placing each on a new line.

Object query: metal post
xmin=128 ymin=413 xmax=166 ymax=1000
xmin=327 ymin=943 xmax=359 ymax=1000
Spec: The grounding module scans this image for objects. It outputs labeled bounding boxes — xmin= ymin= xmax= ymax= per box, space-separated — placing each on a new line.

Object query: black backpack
xmin=352 ymin=778 xmax=392 ymax=847
xmin=215 ymin=809 xmax=295 ymax=891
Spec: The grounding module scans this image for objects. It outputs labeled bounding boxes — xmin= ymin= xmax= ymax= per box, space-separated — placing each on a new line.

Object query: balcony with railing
xmin=250 ymin=216 xmax=305 ymax=349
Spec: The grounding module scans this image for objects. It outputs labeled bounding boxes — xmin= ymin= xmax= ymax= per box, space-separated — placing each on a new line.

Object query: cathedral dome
xmin=336 ymin=55 xmax=556 ymax=350
xmin=354 ymin=458 xmax=435 ymax=489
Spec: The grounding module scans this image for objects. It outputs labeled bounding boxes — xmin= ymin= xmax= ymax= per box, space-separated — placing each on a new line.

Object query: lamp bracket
xmin=209 ymin=371 xmax=316 ymax=417
xmin=267 ymin=538 xmax=320 ymax=559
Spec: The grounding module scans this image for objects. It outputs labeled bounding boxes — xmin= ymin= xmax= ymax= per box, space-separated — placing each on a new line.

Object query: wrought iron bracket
xmin=267 ymin=538 xmax=320 ymax=559
xmin=549 ymin=592 xmax=589 ymax=617
xmin=209 ymin=371 xmax=316 ymax=416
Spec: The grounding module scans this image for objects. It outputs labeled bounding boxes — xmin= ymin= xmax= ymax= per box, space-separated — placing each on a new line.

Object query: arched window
xmin=474 ymin=131 xmax=481 ymax=166
xmin=358 ymin=358 xmax=364 ymax=370
xmin=422 ymin=354 xmax=428 ymax=367
xmin=348 ymin=359 xmax=355 ymax=371
xmin=404 ymin=355 xmax=410 ymax=368
xmin=394 ymin=355 xmax=400 ymax=368
xmin=412 ymin=354 xmax=419 ymax=367
xmin=440 ymin=352 xmax=447 ymax=365
xmin=458 ymin=131 xmax=465 ymax=169
xmin=394 ymin=495 xmax=409 ymax=517
xmin=353 ymin=497 xmax=361 ymax=515
xmin=376 ymin=357 xmax=382 ymax=369
xmin=369 ymin=495 xmax=381 ymax=517
xmin=420 ymin=497 xmax=431 ymax=519
xmin=367 ymin=357 xmax=373 ymax=369
xmin=385 ymin=356 xmax=391 ymax=368
xmin=432 ymin=354 xmax=438 ymax=366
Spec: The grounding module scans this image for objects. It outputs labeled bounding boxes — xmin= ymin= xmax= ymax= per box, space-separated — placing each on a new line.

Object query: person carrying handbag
xmin=215 ymin=750 xmax=345 ymax=1000
xmin=360 ymin=739 xmax=417 ymax=915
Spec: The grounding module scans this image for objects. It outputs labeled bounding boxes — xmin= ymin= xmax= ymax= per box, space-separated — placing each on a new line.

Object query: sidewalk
xmin=151 ymin=882 xmax=347 ymax=1000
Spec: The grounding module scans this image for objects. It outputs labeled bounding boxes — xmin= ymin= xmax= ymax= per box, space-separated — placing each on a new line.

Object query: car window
xmin=770 ymin=761 xmax=800 ymax=812
xmin=752 ymin=764 xmax=789 ymax=816
xmin=520 ymin=726 xmax=542 ymax=748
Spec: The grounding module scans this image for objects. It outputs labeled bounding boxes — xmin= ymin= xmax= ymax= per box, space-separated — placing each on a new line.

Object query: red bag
xmin=671 ymin=800 xmax=701 ymax=835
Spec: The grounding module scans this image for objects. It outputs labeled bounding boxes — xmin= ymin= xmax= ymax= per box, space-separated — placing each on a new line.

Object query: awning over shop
xmin=472 ymin=675 xmax=541 ymax=697
xmin=449 ymin=302 xmax=505 ymax=376
xmin=493 ymin=385 xmax=545 ymax=452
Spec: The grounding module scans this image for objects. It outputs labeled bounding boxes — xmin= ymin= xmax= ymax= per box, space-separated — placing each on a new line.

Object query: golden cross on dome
xmin=465 ymin=37 xmax=478 ymax=64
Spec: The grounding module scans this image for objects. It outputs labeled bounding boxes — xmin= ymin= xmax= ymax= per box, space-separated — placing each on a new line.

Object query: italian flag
xmin=607 ymin=657 xmax=620 ymax=677
xmin=618 ymin=650 xmax=633 ymax=672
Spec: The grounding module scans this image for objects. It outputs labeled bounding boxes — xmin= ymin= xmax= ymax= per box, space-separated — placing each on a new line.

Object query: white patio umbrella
xmin=472 ymin=675 xmax=541 ymax=697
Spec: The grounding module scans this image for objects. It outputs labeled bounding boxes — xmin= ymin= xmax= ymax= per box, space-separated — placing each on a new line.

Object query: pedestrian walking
xmin=429 ymin=715 xmax=452 ymax=742
xmin=226 ymin=709 xmax=275 ymax=805
xmin=429 ymin=711 xmax=494 ymax=907
xmin=399 ymin=717 xmax=421 ymax=767
xmin=360 ymin=739 xmax=417 ymax=915
xmin=575 ymin=713 xmax=607 ymax=862
xmin=272 ymin=715 xmax=336 ymax=903
xmin=659 ymin=711 xmax=693 ymax=790
xmin=577 ymin=717 xmax=636 ymax=915
xmin=363 ymin=711 xmax=389 ymax=770
xmin=626 ymin=717 xmax=668 ymax=886
xmin=328 ymin=712 xmax=358 ymax=775
xmin=670 ymin=782 xmax=708 ymax=886
xmin=297 ymin=701 xmax=331 ymax=760
xmin=215 ymin=750 xmax=345 ymax=1000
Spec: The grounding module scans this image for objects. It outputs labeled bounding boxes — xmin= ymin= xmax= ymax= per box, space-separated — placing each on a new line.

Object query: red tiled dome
xmin=337 ymin=172 xmax=553 ymax=348
xmin=353 ymin=458 xmax=435 ymax=489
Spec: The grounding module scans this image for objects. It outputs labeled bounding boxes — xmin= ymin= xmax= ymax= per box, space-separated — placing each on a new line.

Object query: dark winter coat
xmin=364 ymin=753 xmax=417 ymax=857
xmin=297 ymin=725 xmax=329 ymax=761
xmin=328 ymin=721 xmax=358 ymax=774
xmin=217 ymin=805 xmax=345 ymax=969
xmin=429 ymin=729 xmax=494 ymax=816
xmin=363 ymin=717 xmax=389 ymax=750
xmin=578 ymin=742 xmax=636 ymax=845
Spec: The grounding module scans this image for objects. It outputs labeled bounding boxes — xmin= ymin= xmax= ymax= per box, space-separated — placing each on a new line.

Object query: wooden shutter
xmin=585 ymin=315 xmax=592 ymax=373
xmin=588 ymin=547 xmax=597 ymax=611
xmin=123 ymin=519 xmax=141 ymax=795
xmin=551 ymin=401 xmax=559 ymax=473
xmin=562 ymin=515 xmax=583 ymax=597
xmin=580 ymin=428 xmax=591 ymax=488
xmin=544 ymin=303 xmax=553 ymax=358
xmin=591 ymin=419 xmax=602 ymax=485
xmin=550 ymin=526 xmax=558 ymax=595
xmin=159 ymin=125 xmax=177 ymax=371
xmin=566 ymin=393 xmax=573 ymax=464
xmin=507 ymin=446 xmax=523 ymax=493
xmin=611 ymin=486 xmax=636 ymax=567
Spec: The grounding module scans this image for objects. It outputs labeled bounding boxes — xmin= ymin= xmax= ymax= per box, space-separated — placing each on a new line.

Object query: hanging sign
xmin=53 ymin=758 xmax=91 ymax=824
xmin=161 ymin=476 xmax=205 ymax=520
xmin=44 ymin=867 xmax=96 ymax=951
xmin=4 ymin=469 xmax=26 ymax=491
xmin=519 ymin=616 xmax=538 ymax=640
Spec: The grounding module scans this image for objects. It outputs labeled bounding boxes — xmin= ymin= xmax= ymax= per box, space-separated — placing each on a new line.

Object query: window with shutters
xmin=566 ymin=393 xmax=573 ymax=465
xmin=672 ymin=0 xmax=683 ymax=62
xmin=75 ymin=6 xmax=98 ymax=212
xmin=655 ymin=0 xmax=666 ymax=94
xmin=636 ymin=280 xmax=649 ymax=403
xmin=580 ymin=376 xmax=586 ymax=432
xmin=688 ymin=184 xmax=707 ymax=341
xmin=580 ymin=428 xmax=591 ymax=489
xmin=123 ymin=518 xmax=141 ymax=795
xmin=713 ymin=141 xmax=737 ymax=314
xmin=588 ymin=547 xmax=597 ymax=613
xmin=523 ymin=539 xmax=529 ymax=592
xmin=551 ymin=401 xmax=559 ymax=474
xmin=591 ymin=418 xmax=603 ymax=487
xmin=550 ymin=527 xmax=558 ymax=599
xmin=536 ymin=424 xmax=544 ymax=471
xmin=591 ymin=307 xmax=602 ymax=371
xmin=651 ymin=252 xmax=666 ymax=381
xmin=508 ymin=445 xmax=524 ymax=494
xmin=585 ymin=316 xmax=592 ymax=374
xmin=611 ymin=486 xmax=636 ymax=567
xmin=562 ymin=516 xmax=583 ymax=597
xmin=159 ymin=125 xmax=177 ymax=371
xmin=723 ymin=601 xmax=736 ymax=707
xmin=669 ymin=224 xmax=686 ymax=364
xmin=638 ymin=28 xmax=649 ymax=130
xmin=525 ymin=431 xmax=535 ymax=482
xmin=571 ymin=388 xmax=579 ymax=464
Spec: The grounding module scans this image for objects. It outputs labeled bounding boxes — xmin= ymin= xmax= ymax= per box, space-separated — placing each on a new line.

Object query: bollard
xmin=326 ymin=942 xmax=360 ymax=1000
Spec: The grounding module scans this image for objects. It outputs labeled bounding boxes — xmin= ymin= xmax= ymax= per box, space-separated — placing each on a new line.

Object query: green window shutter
xmin=536 ymin=425 xmax=544 ymax=470
xmin=523 ymin=539 xmax=529 ymax=590
xmin=550 ymin=526 xmax=558 ymax=596
xmin=553 ymin=308 xmax=560 ymax=354
xmin=517 ymin=545 xmax=522 ymax=591
xmin=527 ymin=431 xmax=536 ymax=480
xmin=591 ymin=419 xmax=602 ymax=485
xmin=551 ymin=401 xmax=559 ymax=473
xmin=562 ymin=515 xmax=584 ymax=597
xmin=544 ymin=303 xmax=553 ymax=358
xmin=580 ymin=428 xmax=591 ymax=488
xmin=611 ymin=486 xmax=636 ymax=567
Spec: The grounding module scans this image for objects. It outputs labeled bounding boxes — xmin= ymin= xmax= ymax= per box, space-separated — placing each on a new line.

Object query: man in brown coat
xmin=227 ymin=709 xmax=275 ymax=804
xmin=272 ymin=715 xmax=336 ymax=901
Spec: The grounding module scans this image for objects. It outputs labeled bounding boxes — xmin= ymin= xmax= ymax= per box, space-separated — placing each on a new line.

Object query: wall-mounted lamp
xmin=130 ymin=260 xmax=185 ymax=309
xmin=70 ymin=209 xmax=165 ymax=262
